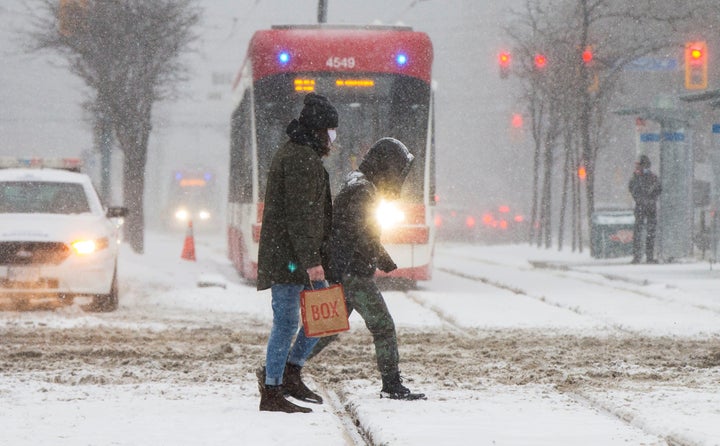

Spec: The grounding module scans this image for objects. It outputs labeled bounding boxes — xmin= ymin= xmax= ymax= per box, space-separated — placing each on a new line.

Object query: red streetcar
xmin=227 ymin=25 xmax=437 ymax=283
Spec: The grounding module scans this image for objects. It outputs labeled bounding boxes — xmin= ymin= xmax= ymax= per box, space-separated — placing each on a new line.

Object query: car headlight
xmin=175 ymin=208 xmax=189 ymax=221
xmin=71 ymin=237 xmax=109 ymax=255
xmin=199 ymin=210 xmax=211 ymax=220
xmin=375 ymin=199 xmax=405 ymax=229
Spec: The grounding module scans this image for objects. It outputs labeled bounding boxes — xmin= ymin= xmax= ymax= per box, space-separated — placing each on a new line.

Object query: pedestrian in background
xmin=629 ymin=154 xmax=662 ymax=264
xmin=310 ymin=137 xmax=426 ymax=401
xmin=256 ymin=92 xmax=338 ymax=413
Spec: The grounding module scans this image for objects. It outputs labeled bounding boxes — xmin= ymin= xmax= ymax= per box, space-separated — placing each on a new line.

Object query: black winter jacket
xmin=256 ymin=138 xmax=332 ymax=290
xmin=327 ymin=172 xmax=395 ymax=281
xmin=629 ymin=169 xmax=661 ymax=211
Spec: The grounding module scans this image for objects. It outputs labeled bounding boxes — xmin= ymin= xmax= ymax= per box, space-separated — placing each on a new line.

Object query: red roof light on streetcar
xmin=498 ymin=205 xmax=510 ymax=213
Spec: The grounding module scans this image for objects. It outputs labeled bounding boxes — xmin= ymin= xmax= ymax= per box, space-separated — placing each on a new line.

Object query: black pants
xmin=308 ymin=275 xmax=399 ymax=379
xmin=633 ymin=206 xmax=657 ymax=261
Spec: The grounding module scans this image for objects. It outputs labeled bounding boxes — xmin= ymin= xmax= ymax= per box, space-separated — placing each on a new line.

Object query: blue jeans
xmin=264 ymin=281 xmax=325 ymax=386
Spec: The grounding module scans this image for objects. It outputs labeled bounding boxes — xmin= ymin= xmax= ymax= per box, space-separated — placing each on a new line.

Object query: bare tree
xmin=27 ymin=0 xmax=200 ymax=253
xmin=505 ymin=0 xmax=699 ymax=250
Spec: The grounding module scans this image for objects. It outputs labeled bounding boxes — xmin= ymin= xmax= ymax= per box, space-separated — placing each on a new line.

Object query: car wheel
xmin=87 ymin=267 xmax=119 ymax=312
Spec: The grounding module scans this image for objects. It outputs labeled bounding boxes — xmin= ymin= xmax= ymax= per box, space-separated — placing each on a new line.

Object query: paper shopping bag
xmin=300 ymin=284 xmax=350 ymax=337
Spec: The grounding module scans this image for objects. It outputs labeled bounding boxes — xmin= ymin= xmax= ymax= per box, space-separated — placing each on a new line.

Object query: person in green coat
xmin=256 ymin=93 xmax=338 ymax=413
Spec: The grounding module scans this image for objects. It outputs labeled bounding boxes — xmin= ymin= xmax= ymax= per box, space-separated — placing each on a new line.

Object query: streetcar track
xmin=568 ymin=390 xmax=693 ymax=446
xmin=321 ymin=386 xmax=370 ymax=446
xmin=445 ymin=252 xmax=720 ymax=317
xmin=433 ymin=258 xmax=710 ymax=446
xmin=435 ymin=265 xmax=638 ymax=335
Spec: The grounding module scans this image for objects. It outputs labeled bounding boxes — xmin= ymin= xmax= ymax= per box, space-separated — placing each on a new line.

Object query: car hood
xmin=0 ymin=213 xmax=113 ymax=242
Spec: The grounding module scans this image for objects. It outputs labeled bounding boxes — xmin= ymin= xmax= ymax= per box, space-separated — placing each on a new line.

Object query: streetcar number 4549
xmin=326 ymin=57 xmax=355 ymax=69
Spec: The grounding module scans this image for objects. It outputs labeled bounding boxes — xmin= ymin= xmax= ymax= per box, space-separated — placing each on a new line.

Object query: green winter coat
xmin=256 ymin=140 xmax=332 ymax=290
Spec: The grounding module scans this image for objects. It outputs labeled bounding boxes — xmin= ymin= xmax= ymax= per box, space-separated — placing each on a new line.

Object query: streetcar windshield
xmin=253 ymin=73 xmax=431 ymax=201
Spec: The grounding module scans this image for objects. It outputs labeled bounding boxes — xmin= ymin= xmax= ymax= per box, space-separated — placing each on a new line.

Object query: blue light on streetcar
xmin=278 ymin=51 xmax=290 ymax=65
xmin=396 ymin=53 xmax=408 ymax=66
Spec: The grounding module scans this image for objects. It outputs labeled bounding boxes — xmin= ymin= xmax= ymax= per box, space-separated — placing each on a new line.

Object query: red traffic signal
xmin=499 ymin=51 xmax=511 ymax=79
xmin=685 ymin=41 xmax=707 ymax=90
xmin=534 ymin=53 xmax=547 ymax=70
xmin=689 ymin=46 xmax=704 ymax=63
xmin=581 ymin=47 xmax=593 ymax=65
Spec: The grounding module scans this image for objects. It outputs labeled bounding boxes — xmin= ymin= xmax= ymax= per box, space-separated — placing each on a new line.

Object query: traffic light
xmin=581 ymin=47 xmax=593 ymax=65
xmin=499 ymin=51 xmax=511 ymax=79
xmin=534 ymin=53 xmax=547 ymax=70
xmin=577 ymin=165 xmax=587 ymax=181
xmin=685 ymin=41 xmax=707 ymax=90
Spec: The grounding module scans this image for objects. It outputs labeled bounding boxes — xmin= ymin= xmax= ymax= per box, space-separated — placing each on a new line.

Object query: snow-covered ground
xmin=1 ymin=232 xmax=719 ymax=445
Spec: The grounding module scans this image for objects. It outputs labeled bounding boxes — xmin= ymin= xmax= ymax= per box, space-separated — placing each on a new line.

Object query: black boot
xmin=283 ymin=363 xmax=323 ymax=404
xmin=381 ymin=372 xmax=426 ymax=400
xmin=256 ymin=367 xmax=312 ymax=413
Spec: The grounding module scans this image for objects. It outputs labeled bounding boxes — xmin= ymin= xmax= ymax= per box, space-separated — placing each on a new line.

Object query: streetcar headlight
xmin=199 ymin=210 xmax=211 ymax=220
xmin=175 ymin=208 xmax=189 ymax=221
xmin=375 ymin=199 xmax=405 ymax=229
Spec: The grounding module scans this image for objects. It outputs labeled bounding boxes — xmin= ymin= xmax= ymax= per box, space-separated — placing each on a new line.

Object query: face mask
xmin=328 ymin=129 xmax=337 ymax=143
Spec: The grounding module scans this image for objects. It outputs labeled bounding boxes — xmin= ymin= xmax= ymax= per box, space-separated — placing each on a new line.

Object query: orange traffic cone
xmin=181 ymin=220 xmax=196 ymax=261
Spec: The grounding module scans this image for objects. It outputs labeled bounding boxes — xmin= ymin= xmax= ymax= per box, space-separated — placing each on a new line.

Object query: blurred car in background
xmin=433 ymin=203 xmax=479 ymax=242
xmin=0 ymin=158 xmax=127 ymax=311
xmin=476 ymin=204 xmax=529 ymax=244
xmin=163 ymin=167 xmax=220 ymax=232
xmin=434 ymin=202 xmax=528 ymax=244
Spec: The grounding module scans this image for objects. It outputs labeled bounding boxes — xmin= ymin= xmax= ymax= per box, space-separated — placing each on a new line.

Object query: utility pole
xmin=317 ymin=0 xmax=327 ymax=24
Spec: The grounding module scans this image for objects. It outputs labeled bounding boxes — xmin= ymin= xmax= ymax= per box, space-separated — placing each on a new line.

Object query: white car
xmin=0 ymin=164 xmax=127 ymax=311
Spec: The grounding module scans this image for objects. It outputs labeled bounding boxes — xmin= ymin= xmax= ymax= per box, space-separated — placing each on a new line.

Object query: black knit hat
xmin=638 ymin=155 xmax=651 ymax=167
xmin=298 ymin=93 xmax=339 ymax=130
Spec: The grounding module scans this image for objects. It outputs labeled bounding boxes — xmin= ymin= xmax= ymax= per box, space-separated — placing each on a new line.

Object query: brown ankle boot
xmin=259 ymin=385 xmax=313 ymax=413
xmin=283 ymin=363 xmax=323 ymax=404
xmin=257 ymin=366 xmax=312 ymax=413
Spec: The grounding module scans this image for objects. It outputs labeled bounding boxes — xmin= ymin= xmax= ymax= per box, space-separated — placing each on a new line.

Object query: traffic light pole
xmin=616 ymin=107 xmax=694 ymax=262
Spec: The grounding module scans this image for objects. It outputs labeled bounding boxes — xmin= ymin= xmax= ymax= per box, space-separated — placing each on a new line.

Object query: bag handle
xmin=309 ymin=280 xmax=329 ymax=290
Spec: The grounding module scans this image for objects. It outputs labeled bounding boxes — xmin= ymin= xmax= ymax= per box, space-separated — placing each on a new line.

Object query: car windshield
xmin=0 ymin=181 xmax=90 ymax=214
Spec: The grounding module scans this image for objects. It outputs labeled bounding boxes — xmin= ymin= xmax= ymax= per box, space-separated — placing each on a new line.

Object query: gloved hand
xmin=377 ymin=254 xmax=397 ymax=273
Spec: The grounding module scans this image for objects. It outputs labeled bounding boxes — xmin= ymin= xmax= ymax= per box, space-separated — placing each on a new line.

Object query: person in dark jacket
xmin=629 ymin=154 xmax=662 ymax=263
xmin=310 ymin=137 xmax=425 ymax=400
xmin=256 ymin=93 xmax=338 ymax=413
